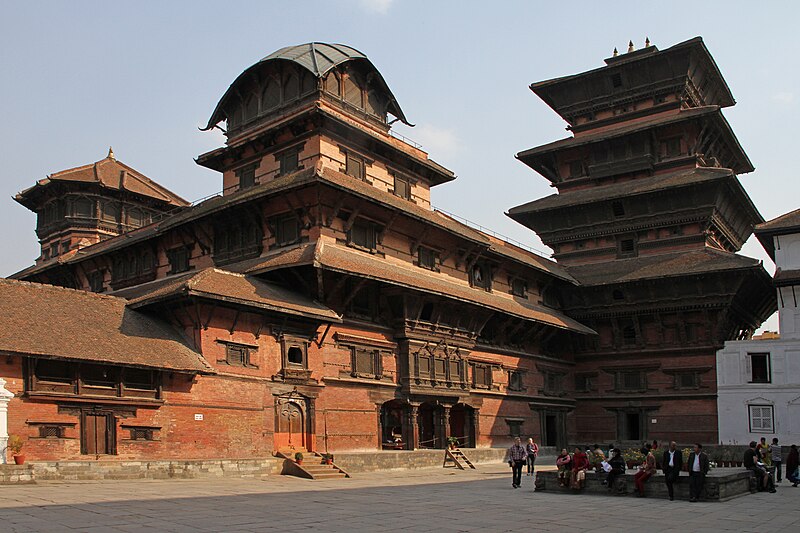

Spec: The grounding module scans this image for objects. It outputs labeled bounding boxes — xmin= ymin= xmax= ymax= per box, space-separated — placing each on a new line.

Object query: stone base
xmin=535 ymin=468 xmax=759 ymax=502
xmin=0 ymin=448 xmax=509 ymax=484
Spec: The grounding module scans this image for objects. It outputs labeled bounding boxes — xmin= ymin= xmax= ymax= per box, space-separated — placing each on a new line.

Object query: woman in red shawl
xmin=634 ymin=450 xmax=657 ymax=496
xmin=556 ymin=448 xmax=572 ymax=487
xmin=570 ymin=447 xmax=590 ymax=490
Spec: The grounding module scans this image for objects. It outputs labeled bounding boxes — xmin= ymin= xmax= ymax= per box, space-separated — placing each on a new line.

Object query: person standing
xmin=506 ymin=437 xmax=527 ymax=489
xmin=662 ymin=441 xmax=683 ymax=501
xmin=686 ymin=443 xmax=710 ymax=502
xmin=525 ymin=437 xmax=539 ymax=477
xmin=786 ymin=444 xmax=799 ymax=487
xmin=745 ymin=440 xmax=776 ymax=493
xmin=633 ymin=449 xmax=656 ymax=497
xmin=770 ymin=437 xmax=782 ymax=482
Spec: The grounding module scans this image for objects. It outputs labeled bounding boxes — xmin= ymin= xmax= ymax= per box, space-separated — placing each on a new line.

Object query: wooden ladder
xmin=443 ymin=447 xmax=476 ymax=469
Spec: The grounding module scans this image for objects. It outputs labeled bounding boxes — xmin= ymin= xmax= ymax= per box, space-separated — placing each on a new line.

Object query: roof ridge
xmin=0 ymin=277 xmax=123 ymax=302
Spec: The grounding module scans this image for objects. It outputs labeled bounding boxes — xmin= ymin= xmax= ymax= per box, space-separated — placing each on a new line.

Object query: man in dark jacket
xmin=686 ymin=443 xmax=710 ymax=502
xmin=745 ymin=440 xmax=776 ymax=492
xmin=662 ymin=441 xmax=683 ymax=501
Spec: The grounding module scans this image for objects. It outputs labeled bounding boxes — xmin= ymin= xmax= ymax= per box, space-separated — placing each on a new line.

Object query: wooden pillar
xmin=472 ymin=408 xmax=480 ymax=448
xmin=443 ymin=406 xmax=451 ymax=446
xmin=376 ymin=404 xmax=383 ymax=450
xmin=410 ymin=405 xmax=419 ymax=450
xmin=307 ymin=397 xmax=316 ymax=452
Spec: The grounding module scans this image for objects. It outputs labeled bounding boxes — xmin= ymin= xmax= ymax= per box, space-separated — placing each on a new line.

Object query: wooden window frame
xmin=471 ymin=363 xmax=492 ymax=389
xmin=392 ymin=173 xmax=412 ymax=200
xmin=674 ymin=371 xmax=699 ymax=390
xmin=345 ymin=152 xmax=366 ymax=181
xmin=417 ymin=246 xmax=439 ymax=271
xmin=469 ymin=262 xmax=492 ymax=292
xmin=274 ymin=213 xmax=301 ymax=247
xmin=614 ymin=370 xmax=647 ymax=392
xmin=236 ymin=164 xmax=257 ymax=190
xmin=510 ymin=277 xmax=527 ymax=299
xmin=350 ymin=346 xmax=382 ymax=379
xmin=748 ymin=353 xmax=771 ymax=384
xmin=507 ymin=369 xmax=525 ymax=392
xmin=280 ymin=337 xmax=309 ymax=370
xmin=87 ymin=270 xmax=105 ymax=293
xmin=347 ymin=219 xmax=378 ymax=252
xmin=167 ymin=246 xmax=192 ymax=275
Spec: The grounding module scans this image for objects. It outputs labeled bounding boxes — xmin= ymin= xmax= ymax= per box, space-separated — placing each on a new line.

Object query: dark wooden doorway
xmin=81 ymin=410 xmax=116 ymax=456
xmin=277 ymin=400 xmax=306 ymax=450
xmin=544 ymin=414 xmax=558 ymax=447
xmin=418 ymin=403 xmax=437 ymax=448
xmin=449 ymin=404 xmax=475 ymax=448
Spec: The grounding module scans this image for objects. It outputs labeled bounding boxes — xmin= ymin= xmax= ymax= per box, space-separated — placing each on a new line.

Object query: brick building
xmin=0 ymin=39 xmax=774 ymax=462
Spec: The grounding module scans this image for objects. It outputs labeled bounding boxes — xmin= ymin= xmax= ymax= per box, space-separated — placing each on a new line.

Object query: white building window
xmin=748 ymin=405 xmax=774 ymax=433
xmin=748 ymin=353 xmax=771 ymax=383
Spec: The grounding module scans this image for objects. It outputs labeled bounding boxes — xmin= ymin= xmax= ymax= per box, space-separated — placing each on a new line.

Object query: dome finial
xmin=108 ymin=146 xmax=115 ymax=160
xmin=628 ymin=40 xmax=635 ymax=53
xmin=645 ymin=37 xmax=651 ymax=47
xmin=613 ymin=47 xmax=619 ymax=57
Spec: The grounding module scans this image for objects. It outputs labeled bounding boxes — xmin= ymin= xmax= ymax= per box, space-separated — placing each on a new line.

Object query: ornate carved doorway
xmin=81 ymin=409 xmax=115 ymax=456
xmin=449 ymin=403 xmax=475 ymax=448
xmin=418 ymin=402 xmax=437 ymax=448
xmin=274 ymin=392 xmax=313 ymax=452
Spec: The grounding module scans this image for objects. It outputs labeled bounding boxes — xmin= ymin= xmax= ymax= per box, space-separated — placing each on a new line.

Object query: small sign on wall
xmin=651 ymin=418 xmax=657 ymax=424
xmin=194 ymin=414 xmax=204 ymax=421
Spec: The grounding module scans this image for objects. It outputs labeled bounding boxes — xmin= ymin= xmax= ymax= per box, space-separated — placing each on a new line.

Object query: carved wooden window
xmin=470 ymin=262 xmax=492 ymax=291
xmin=111 ymin=248 xmax=156 ymax=288
xmin=674 ymin=372 xmax=699 ymax=390
xmin=393 ymin=174 xmax=411 ymax=200
xmin=34 ymin=359 xmax=74 ymax=384
xmin=569 ymin=160 xmax=584 ymax=178
xmin=220 ymin=343 xmax=253 ymax=367
xmin=275 ymin=214 xmax=300 ymax=247
xmin=87 ymin=270 xmax=105 ymax=293
xmin=418 ymin=247 xmax=438 ymax=271
xmin=121 ymin=368 xmax=157 ymax=390
xmin=213 ymin=218 xmax=262 ymax=266
xmin=748 ymin=405 xmax=774 ymax=433
xmin=434 ymin=358 xmax=447 ymax=381
xmin=748 ymin=353 xmax=771 ymax=383
xmin=283 ymin=72 xmax=300 ymax=101
xmin=508 ymin=370 xmax=524 ymax=391
xmin=167 ymin=246 xmax=191 ymax=274
xmin=101 ymin=202 xmax=120 ymax=224
xmin=348 ymin=219 xmax=377 ymax=251
xmin=345 ymin=152 xmax=366 ymax=181
xmin=621 ymin=324 xmax=637 ymax=346
xmin=543 ymin=372 xmax=563 ymax=396
xmin=511 ymin=278 xmax=527 ymax=298
xmin=72 ymin=197 xmax=94 ymax=218
xmin=663 ymin=137 xmax=682 ymax=158
xmin=611 ymin=73 xmax=623 ymax=88
xmin=472 ymin=363 xmax=491 ymax=389
xmin=279 ymin=150 xmax=300 ymax=176
xmin=351 ymin=347 xmax=381 ymax=378
xmin=50 ymin=242 xmax=60 ymax=258
xmin=574 ymin=374 xmax=594 ymax=392
xmin=612 ymin=201 xmax=625 ymax=217
xmin=38 ymin=425 xmax=66 ymax=438
xmin=615 ymin=371 xmax=646 ymax=392
xmin=82 ymin=364 xmax=118 ymax=388
xmin=281 ymin=338 xmax=308 ymax=370
xmin=236 ymin=165 xmax=256 ymax=190
xmin=130 ymin=428 xmax=154 ymax=440
xmin=262 ymin=79 xmax=281 ymax=110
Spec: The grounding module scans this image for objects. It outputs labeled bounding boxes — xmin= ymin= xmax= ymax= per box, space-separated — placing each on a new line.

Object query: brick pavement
xmin=0 ymin=462 xmax=797 ymax=532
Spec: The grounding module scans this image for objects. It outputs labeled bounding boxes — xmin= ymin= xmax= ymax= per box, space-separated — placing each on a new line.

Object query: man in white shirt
xmin=686 ymin=443 xmax=710 ymax=502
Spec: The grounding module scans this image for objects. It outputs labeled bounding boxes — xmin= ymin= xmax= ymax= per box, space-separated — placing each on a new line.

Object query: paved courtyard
xmin=0 ymin=463 xmax=798 ymax=532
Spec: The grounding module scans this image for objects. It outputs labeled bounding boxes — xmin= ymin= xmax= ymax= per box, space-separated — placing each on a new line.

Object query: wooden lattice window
xmin=38 ymin=425 xmax=65 ymax=438
xmin=167 ymin=247 xmax=191 ymax=274
xmin=472 ymin=364 xmax=491 ymax=389
xmin=237 ymin=165 xmax=256 ymax=189
xmin=675 ymin=372 xmax=699 ymax=390
xmin=508 ymin=370 xmax=524 ymax=391
xmin=225 ymin=343 xmax=252 ymax=367
xmin=279 ymin=150 xmax=300 ymax=176
xmin=351 ymin=348 xmax=381 ymax=378
xmin=511 ymin=278 xmax=527 ymax=298
xmin=418 ymin=247 xmax=438 ymax=271
xmin=130 ymin=428 xmax=154 ymax=441
xmin=348 ymin=220 xmax=377 ymax=251
xmin=393 ymin=174 xmax=411 ymax=199
xmin=345 ymin=152 xmax=366 ymax=181
xmin=616 ymin=371 xmax=646 ymax=392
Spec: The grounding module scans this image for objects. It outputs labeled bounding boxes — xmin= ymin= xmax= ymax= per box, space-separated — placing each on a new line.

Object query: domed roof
xmin=202 ymin=42 xmax=409 ymax=131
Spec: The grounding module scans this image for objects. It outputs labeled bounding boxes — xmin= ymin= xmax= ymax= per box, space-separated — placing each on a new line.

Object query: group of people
xmin=514 ymin=436 xmax=800 ymax=500
xmin=505 ymin=436 xmax=539 ymax=488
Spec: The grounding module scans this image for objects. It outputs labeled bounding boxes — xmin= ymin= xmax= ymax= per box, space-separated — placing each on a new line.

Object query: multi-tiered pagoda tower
xmin=509 ymin=37 xmax=776 ymax=444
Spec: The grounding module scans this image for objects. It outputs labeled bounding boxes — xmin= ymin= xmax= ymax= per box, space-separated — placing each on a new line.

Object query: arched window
xmin=300 ymin=70 xmax=316 ymax=95
xmin=366 ymin=90 xmax=385 ymax=118
xmin=72 ymin=197 xmax=94 ymax=218
xmin=344 ymin=73 xmax=362 ymax=108
xmin=283 ymin=72 xmax=299 ymax=101
xmin=102 ymin=202 xmax=120 ymax=223
xmin=243 ymin=94 xmax=258 ymax=121
xmin=229 ymin=105 xmax=242 ymax=128
xmin=262 ymin=79 xmax=280 ymax=111
xmin=324 ymin=72 xmax=341 ymax=97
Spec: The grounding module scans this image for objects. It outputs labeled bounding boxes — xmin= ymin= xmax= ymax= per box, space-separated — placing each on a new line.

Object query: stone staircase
xmin=276 ymin=448 xmax=350 ymax=480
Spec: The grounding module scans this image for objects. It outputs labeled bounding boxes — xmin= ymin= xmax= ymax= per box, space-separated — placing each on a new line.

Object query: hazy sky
xmin=2 ymin=1 xmax=797 ymax=331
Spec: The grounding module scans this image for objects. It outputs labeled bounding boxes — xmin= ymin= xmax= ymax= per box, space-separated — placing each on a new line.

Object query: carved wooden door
xmin=278 ymin=401 xmax=305 ymax=448
xmin=82 ymin=410 xmax=115 ymax=455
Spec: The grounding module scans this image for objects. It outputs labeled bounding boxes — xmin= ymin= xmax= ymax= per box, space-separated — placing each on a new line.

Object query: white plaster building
xmin=717 ymin=208 xmax=800 ymax=445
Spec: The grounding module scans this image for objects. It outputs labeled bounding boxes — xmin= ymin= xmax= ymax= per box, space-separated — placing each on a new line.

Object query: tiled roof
xmin=0 ymin=278 xmax=211 ymax=373
xmin=508 ymin=167 xmax=734 ymax=215
xmin=15 ymin=153 xmax=189 ymax=209
xmin=309 ymin=240 xmax=594 ymax=334
xmin=565 ymin=248 xmax=763 ymax=286
xmin=517 ymin=107 xmax=720 ymax=159
xmin=756 ymin=208 xmax=800 ymax=233
xmin=114 ymin=268 xmax=340 ymax=322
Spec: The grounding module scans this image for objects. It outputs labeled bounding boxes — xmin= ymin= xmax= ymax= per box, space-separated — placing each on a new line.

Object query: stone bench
xmin=534 ymin=468 xmax=761 ymax=502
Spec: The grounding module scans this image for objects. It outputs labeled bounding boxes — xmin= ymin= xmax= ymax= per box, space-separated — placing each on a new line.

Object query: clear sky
xmin=1 ymin=0 xmax=797 ymax=331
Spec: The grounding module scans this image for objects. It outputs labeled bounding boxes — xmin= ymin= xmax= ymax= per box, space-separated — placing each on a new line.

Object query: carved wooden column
xmin=410 ymin=405 xmax=419 ymax=450
xmin=0 ymin=378 xmax=14 ymax=464
xmin=307 ymin=397 xmax=316 ymax=452
xmin=472 ymin=408 xmax=480 ymax=448
xmin=376 ymin=404 xmax=383 ymax=450
xmin=443 ymin=405 xmax=451 ymax=445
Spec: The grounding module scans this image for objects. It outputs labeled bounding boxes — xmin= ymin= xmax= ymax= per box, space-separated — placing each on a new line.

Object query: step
xmin=309 ymin=472 xmax=348 ymax=479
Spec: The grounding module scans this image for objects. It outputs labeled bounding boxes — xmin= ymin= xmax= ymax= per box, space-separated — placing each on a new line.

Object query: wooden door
xmin=82 ymin=411 xmax=115 ymax=455
xmin=277 ymin=401 xmax=305 ymax=449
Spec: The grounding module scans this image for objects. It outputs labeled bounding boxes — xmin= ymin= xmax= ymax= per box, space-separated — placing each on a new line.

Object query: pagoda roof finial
xmin=628 ymin=40 xmax=635 ymax=53
xmin=108 ymin=146 xmax=115 ymax=160
xmin=613 ymin=47 xmax=618 ymax=57
xmin=645 ymin=37 xmax=651 ymax=47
